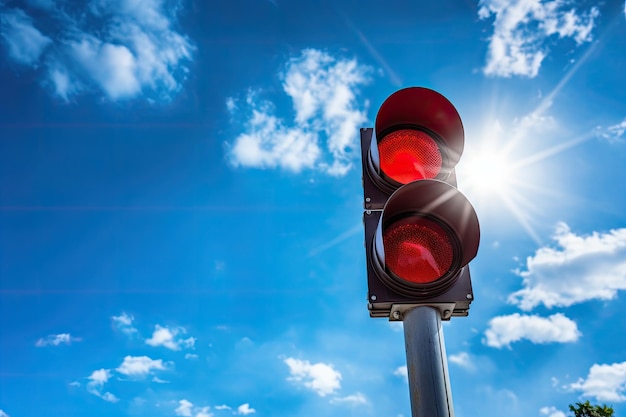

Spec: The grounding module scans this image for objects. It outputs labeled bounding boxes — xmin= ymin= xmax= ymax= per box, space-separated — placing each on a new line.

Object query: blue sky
xmin=1 ymin=0 xmax=626 ymax=416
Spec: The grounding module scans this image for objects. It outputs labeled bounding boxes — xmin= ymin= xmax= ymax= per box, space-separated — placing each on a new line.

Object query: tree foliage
xmin=569 ymin=401 xmax=614 ymax=417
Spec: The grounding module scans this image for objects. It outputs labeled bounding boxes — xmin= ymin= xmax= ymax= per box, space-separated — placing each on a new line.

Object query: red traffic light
xmin=378 ymin=129 xmax=443 ymax=184
xmin=383 ymin=216 xmax=454 ymax=284
xmin=361 ymin=86 xmax=479 ymax=320
xmin=375 ymin=87 xmax=464 ymax=167
xmin=371 ymin=180 xmax=479 ymax=296
xmin=366 ymin=87 xmax=465 ymax=197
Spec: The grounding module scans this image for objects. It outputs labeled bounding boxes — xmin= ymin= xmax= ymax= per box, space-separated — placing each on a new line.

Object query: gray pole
xmin=403 ymin=306 xmax=454 ymax=417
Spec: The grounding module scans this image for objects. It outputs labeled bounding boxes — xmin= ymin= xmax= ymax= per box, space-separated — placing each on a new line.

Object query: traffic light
xmin=360 ymin=87 xmax=480 ymax=321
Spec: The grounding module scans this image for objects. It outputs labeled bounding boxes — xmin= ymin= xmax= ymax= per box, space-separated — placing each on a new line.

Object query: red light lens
xmin=383 ymin=217 xmax=454 ymax=284
xmin=378 ymin=129 xmax=442 ymax=184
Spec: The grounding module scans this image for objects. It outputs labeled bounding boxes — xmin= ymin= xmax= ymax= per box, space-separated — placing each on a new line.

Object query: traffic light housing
xmin=361 ymin=87 xmax=480 ymax=321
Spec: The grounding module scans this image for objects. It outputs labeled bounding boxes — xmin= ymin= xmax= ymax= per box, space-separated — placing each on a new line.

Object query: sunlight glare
xmin=456 ymin=117 xmax=547 ymax=244
xmin=464 ymin=150 xmax=514 ymax=196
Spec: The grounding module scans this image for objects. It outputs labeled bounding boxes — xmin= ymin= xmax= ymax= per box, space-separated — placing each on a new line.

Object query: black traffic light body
xmin=361 ymin=87 xmax=480 ymax=321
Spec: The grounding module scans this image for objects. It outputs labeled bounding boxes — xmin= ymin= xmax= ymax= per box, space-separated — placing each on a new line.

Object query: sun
xmin=455 ymin=119 xmax=547 ymax=243
xmin=457 ymin=117 xmax=521 ymax=201
xmin=461 ymin=149 xmax=515 ymax=196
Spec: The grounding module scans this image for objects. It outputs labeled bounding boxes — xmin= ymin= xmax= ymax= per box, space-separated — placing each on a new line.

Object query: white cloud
xmin=145 ymin=324 xmax=175 ymax=349
xmin=0 ymin=0 xmax=193 ymax=101
xmin=181 ymin=337 xmax=196 ymax=349
xmin=226 ymin=97 xmax=237 ymax=113
xmin=540 ymin=406 xmax=567 ymax=417
xmin=215 ymin=405 xmax=231 ymax=411
xmin=484 ymin=313 xmax=580 ymax=348
xmin=598 ymin=118 xmax=626 ymax=143
xmin=448 ymin=352 xmax=475 ymax=370
xmin=69 ymin=36 xmax=140 ymax=99
xmin=514 ymin=108 xmax=557 ymax=132
xmin=0 ymin=410 xmax=9 ymax=417
xmin=229 ymin=105 xmax=320 ymax=172
xmin=237 ymin=403 xmax=256 ymax=415
xmin=393 ymin=365 xmax=408 ymax=380
xmin=185 ymin=353 xmax=199 ymax=360
xmin=608 ymin=119 xmax=626 ymax=140
xmin=175 ymin=399 xmax=193 ymax=417
xmin=478 ymin=0 xmax=599 ymax=77
xmin=176 ymin=400 xmax=214 ymax=417
xmin=569 ymin=362 xmax=626 ymax=402
xmin=86 ymin=368 xmax=119 ymax=402
xmin=330 ymin=393 xmax=369 ymax=406
xmin=87 ymin=368 xmax=111 ymax=386
xmin=112 ymin=312 xmax=138 ymax=335
xmin=284 ymin=357 xmax=342 ymax=397
xmin=47 ymin=65 xmax=78 ymax=100
xmin=35 ymin=333 xmax=79 ymax=347
xmin=116 ymin=355 xmax=167 ymax=377
xmin=509 ymin=223 xmax=626 ymax=310
xmin=0 ymin=8 xmax=51 ymax=66
xmin=228 ymin=49 xmax=370 ymax=176
xmin=101 ymin=392 xmax=120 ymax=403
xmin=145 ymin=324 xmax=195 ymax=351
xmin=196 ymin=407 xmax=213 ymax=417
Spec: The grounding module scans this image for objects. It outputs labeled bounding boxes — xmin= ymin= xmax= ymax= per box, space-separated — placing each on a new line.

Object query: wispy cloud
xmin=597 ymin=118 xmax=626 ymax=143
xmin=540 ymin=406 xmax=567 ymax=417
xmin=145 ymin=324 xmax=196 ymax=351
xmin=0 ymin=0 xmax=194 ymax=101
xmin=333 ymin=6 xmax=402 ymax=86
xmin=195 ymin=407 xmax=212 ymax=417
xmin=112 ymin=312 xmax=138 ymax=335
xmin=308 ymin=223 xmax=362 ymax=256
xmin=86 ymin=368 xmax=119 ymax=403
xmin=448 ymin=352 xmax=475 ymax=371
xmin=0 ymin=8 xmax=51 ymax=66
xmin=484 ymin=313 xmax=580 ymax=348
xmin=175 ymin=399 xmax=216 ymax=417
xmin=569 ymin=361 xmax=626 ymax=402
xmin=478 ymin=0 xmax=599 ymax=77
xmin=509 ymin=222 xmax=626 ymax=310
xmin=35 ymin=333 xmax=80 ymax=347
xmin=330 ymin=392 xmax=368 ymax=406
xmin=227 ymin=49 xmax=370 ymax=176
xmin=284 ymin=356 xmax=342 ymax=397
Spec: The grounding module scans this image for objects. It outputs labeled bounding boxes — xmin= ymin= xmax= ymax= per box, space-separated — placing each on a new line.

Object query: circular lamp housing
xmin=371 ymin=180 xmax=480 ymax=298
xmin=367 ymin=87 xmax=464 ymax=193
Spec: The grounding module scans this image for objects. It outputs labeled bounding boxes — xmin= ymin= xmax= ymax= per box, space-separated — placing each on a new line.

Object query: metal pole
xmin=403 ymin=306 xmax=454 ymax=417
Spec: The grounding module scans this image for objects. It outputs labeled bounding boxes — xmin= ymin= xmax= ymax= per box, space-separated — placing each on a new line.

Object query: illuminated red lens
xmin=378 ymin=129 xmax=442 ymax=184
xmin=383 ymin=217 xmax=454 ymax=284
